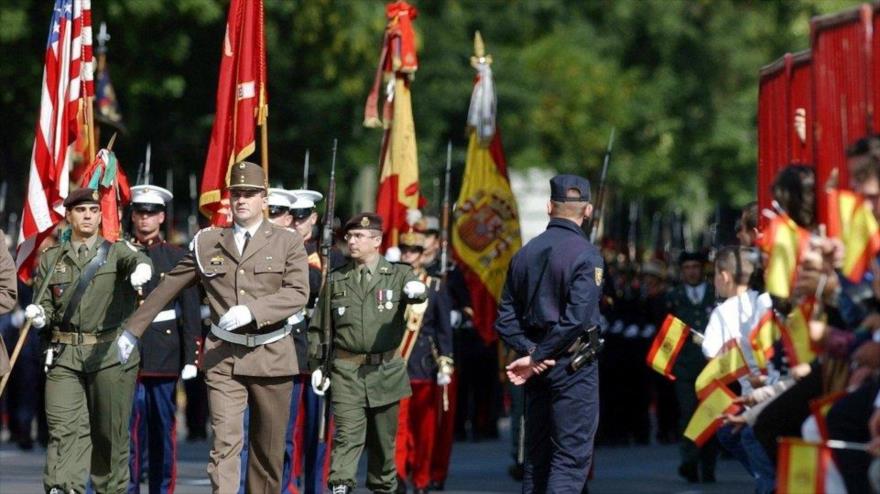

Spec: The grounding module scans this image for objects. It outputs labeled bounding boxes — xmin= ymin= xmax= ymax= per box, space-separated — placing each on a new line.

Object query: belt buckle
xmin=75 ymin=333 xmax=83 ymax=345
xmin=367 ymin=353 xmax=381 ymax=366
xmin=245 ymin=334 xmax=257 ymax=347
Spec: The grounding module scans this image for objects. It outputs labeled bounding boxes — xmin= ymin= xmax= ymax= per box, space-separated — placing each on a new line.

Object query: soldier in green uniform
xmin=309 ymin=213 xmax=427 ymax=494
xmin=24 ymin=188 xmax=153 ymax=494
xmin=665 ymin=251 xmax=717 ymax=484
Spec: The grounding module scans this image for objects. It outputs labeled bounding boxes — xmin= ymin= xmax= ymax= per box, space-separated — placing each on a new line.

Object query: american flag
xmin=17 ymin=0 xmax=94 ymax=281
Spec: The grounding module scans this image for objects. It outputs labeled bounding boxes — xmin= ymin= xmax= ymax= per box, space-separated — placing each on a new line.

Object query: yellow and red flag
xmin=683 ymin=383 xmax=740 ymax=446
xmin=452 ymin=33 xmax=521 ymax=345
xmin=827 ymin=189 xmax=880 ymax=282
xmin=367 ymin=1 xmax=421 ymax=248
xmin=809 ymin=391 xmax=846 ymax=441
xmin=199 ymin=0 xmax=267 ymax=226
xmin=777 ymin=438 xmax=831 ymax=494
xmin=695 ymin=342 xmax=750 ymax=399
xmin=645 ymin=314 xmax=691 ymax=380
xmin=750 ymin=311 xmax=782 ymax=369
xmin=758 ymin=212 xmax=810 ymax=298
xmin=781 ymin=301 xmax=819 ymax=366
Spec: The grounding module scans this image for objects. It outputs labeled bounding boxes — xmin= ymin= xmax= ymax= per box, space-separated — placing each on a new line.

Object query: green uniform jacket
xmin=310 ymin=257 xmax=425 ymax=408
xmin=666 ymin=283 xmax=714 ymax=381
xmin=36 ymin=236 xmax=151 ymax=373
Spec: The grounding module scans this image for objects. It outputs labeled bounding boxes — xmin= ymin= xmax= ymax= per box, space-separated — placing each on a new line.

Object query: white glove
xmin=218 ymin=305 xmax=253 ymax=332
xmin=181 ymin=364 xmax=198 ymax=380
xmin=403 ymin=280 xmax=426 ymax=299
xmin=450 ymin=310 xmax=462 ymax=329
xmin=116 ymin=330 xmax=138 ymax=364
xmin=385 ymin=246 xmax=401 ymax=263
xmin=437 ymin=370 xmax=452 ymax=386
xmin=25 ymin=304 xmax=47 ymax=329
xmin=311 ymin=368 xmax=331 ymax=396
xmin=130 ymin=263 xmax=153 ymax=290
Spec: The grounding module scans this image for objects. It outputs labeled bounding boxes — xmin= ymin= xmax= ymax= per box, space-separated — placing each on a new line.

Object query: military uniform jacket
xmin=0 ymin=230 xmax=16 ymax=376
xmin=496 ymin=218 xmax=604 ymax=363
xmin=36 ymin=236 xmax=151 ymax=372
xmin=407 ymin=278 xmax=453 ymax=381
xmin=125 ymin=223 xmax=309 ymax=377
xmin=138 ymin=240 xmax=202 ymax=376
xmin=666 ymin=283 xmax=715 ymax=381
xmin=310 ymin=257 xmax=424 ymax=408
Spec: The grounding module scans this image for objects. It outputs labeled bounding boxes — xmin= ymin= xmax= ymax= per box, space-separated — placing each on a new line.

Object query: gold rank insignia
xmin=594 ymin=267 xmax=604 ymax=286
xmin=91 ymin=190 xmax=100 ymax=201
xmin=210 ymin=256 xmax=224 ymax=265
xmin=360 ymin=216 xmax=370 ymax=227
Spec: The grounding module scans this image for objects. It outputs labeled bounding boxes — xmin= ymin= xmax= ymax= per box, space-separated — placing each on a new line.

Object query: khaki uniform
xmin=0 ymin=230 xmax=17 ymax=376
xmin=36 ymin=236 xmax=150 ymax=493
xmin=125 ymin=222 xmax=309 ymax=494
xmin=310 ymin=257 xmax=425 ymax=492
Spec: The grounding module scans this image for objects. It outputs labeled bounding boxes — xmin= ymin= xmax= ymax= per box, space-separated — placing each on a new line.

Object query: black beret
xmin=345 ymin=212 xmax=383 ymax=233
xmin=63 ymin=188 xmax=100 ymax=208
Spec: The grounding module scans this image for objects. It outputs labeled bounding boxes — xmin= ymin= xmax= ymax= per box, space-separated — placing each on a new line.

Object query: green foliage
xmin=0 ymin=0 xmax=864 ymax=226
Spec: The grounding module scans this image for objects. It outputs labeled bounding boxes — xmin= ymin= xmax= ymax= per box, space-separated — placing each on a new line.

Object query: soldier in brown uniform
xmin=0 ymin=229 xmax=17 ymax=376
xmin=117 ymin=162 xmax=310 ymax=494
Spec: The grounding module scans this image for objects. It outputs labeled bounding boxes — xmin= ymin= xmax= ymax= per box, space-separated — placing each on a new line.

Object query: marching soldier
xmin=24 ymin=188 xmax=153 ymax=494
xmin=0 ymin=229 xmax=17 ymax=377
xmin=394 ymin=229 xmax=453 ymax=494
xmin=126 ymin=184 xmax=202 ymax=494
xmin=117 ymin=162 xmax=310 ymax=494
xmin=309 ymin=213 xmax=427 ymax=494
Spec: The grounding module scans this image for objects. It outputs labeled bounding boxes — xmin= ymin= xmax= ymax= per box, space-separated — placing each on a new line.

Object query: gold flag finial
xmin=471 ymin=31 xmax=492 ymax=68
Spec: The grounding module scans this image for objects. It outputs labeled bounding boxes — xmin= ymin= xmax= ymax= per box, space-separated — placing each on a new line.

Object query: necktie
xmin=360 ymin=266 xmax=370 ymax=290
xmin=241 ymin=231 xmax=251 ymax=256
xmin=77 ymin=244 xmax=88 ymax=260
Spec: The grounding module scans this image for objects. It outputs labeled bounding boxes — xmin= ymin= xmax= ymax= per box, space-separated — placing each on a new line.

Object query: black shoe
xmin=508 ymin=463 xmax=524 ymax=481
xmin=396 ymin=475 xmax=408 ymax=494
xmin=678 ymin=463 xmax=699 ymax=483
xmin=428 ymin=481 xmax=444 ymax=491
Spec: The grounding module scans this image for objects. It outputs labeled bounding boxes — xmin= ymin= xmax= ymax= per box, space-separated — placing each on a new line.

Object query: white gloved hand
xmin=116 ymin=330 xmax=138 ymax=364
xmin=311 ymin=368 xmax=331 ymax=396
xmin=200 ymin=304 xmax=211 ymax=320
xmin=218 ymin=305 xmax=253 ymax=332
xmin=403 ymin=280 xmax=426 ymax=299
xmin=130 ymin=263 xmax=153 ymax=290
xmin=181 ymin=364 xmax=198 ymax=380
xmin=25 ymin=304 xmax=47 ymax=329
xmin=437 ymin=370 xmax=452 ymax=386
xmin=385 ymin=246 xmax=401 ymax=263
xmin=450 ymin=310 xmax=462 ymax=329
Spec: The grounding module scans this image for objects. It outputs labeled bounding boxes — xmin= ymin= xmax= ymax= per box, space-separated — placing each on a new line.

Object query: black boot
xmin=677 ymin=463 xmax=699 ymax=483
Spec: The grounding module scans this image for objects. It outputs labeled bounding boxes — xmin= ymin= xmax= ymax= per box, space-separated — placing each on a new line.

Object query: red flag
xmin=17 ymin=0 xmax=94 ymax=281
xmin=78 ymin=148 xmax=131 ymax=242
xmin=368 ymin=2 xmax=421 ymax=249
xmin=199 ymin=0 xmax=267 ymax=226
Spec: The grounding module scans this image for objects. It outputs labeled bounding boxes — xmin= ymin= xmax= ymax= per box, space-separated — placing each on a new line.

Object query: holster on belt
xmin=568 ymin=326 xmax=603 ymax=372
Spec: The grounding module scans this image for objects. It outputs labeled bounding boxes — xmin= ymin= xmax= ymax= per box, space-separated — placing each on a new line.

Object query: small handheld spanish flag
xmin=695 ymin=343 xmax=750 ymax=399
xmin=683 ymin=383 xmax=740 ymax=447
xmin=826 ymin=189 xmax=880 ymax=283
xmin=776 ymin=438 xmax=831 ymax=494
xmin=750 ymin=311 xmax=781 ymax=369
xmin=646 ymin=315 xmax=690 ymax=380
xmin=809 ymin=391 xmax=846 ymax=441
xmin=780 ymin=302 xmax=819 ymax=366
xmin=759 ymin=212 xmax=810 ymax=299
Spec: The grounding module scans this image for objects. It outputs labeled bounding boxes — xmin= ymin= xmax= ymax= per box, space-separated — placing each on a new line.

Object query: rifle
xmin=165 ymin=169 xmax=175 ymax=240
xmin=317 ymin=139 xmax=338 ymax=442
xmin=588 ymin=127 xmax=615 ymax=244
xmin=303 ymin=149 xmax=310 ymax=189
xmin=440 ymin=141 xmax=452 ymax=280
xmin=187 ymin=173 xmax=198 ymax=239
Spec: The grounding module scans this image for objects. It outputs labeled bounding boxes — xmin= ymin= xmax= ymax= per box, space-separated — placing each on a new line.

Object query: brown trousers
xmin=206 ymin=365 xmax=293 ymax=494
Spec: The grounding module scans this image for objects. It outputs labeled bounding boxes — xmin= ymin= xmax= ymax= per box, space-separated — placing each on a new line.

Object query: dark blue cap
xmin=550 ymin=174 xmax=591 ymax=202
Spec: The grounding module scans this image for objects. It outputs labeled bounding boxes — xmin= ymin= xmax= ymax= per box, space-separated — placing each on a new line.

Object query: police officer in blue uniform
xmin=496 ymin=174 xmax=603 ymax=494
xmin=127 ymin=185 xmax=202 ymax=494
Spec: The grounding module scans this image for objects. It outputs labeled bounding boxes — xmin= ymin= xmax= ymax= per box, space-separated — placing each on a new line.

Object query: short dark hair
xmin=852 ymin=156 xmax=880 ymax=186
xmin=741 ymin=201 xmax=759 ymax=231
xmin=715 ymin=246 xmax=758 ymax=286
xmin=550 ymin=188 xmax=588 ymax=218
xmin=772 ymin=164 xmax=815 ymax=228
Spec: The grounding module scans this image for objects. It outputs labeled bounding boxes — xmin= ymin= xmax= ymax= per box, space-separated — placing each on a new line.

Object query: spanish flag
xmin=367 ymin=2 xmax=421 ymax=249
xmin=759 ymin=212 xmax=810 ymax=299
xmin=781 ymin=302 xmax=818 ymax=366
xmin=199 ymin=0 xmax=267 ymax=226
xmin=827 ymin=189 xmax=880 ymax=283
xmin=645 ymin=315 xmax=690 ymax=380
xmin=777 ymin=438 xmax=831 ymax=494
xmin=684 ymin=383 xmax=740 ymax=447
xmin=452 ymin=33 xmax=521 ymax=345
xmin=809 ymin=391 xmax=846 ymax=441
xmin=694 ymin=343 xmax=750 ymax=399
xmin=750 ymin=311 xmax=781 ymax=369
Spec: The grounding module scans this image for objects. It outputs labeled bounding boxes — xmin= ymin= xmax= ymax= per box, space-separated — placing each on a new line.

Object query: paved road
xmin=0 ymin=419 xmax=753 ymax=493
